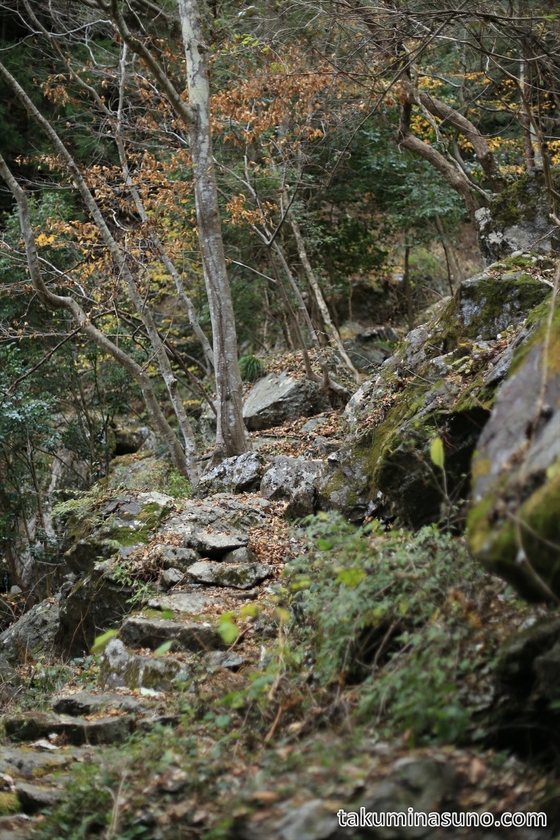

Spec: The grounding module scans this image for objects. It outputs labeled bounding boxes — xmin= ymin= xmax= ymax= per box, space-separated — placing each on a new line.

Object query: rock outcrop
xmin=261 ymin=456 xmax=327 ymax=517
xmin=0 ymin=601 xmax=60 ymax=665
xmin=476 ymin=170 xmax=560 ymax=264
xmin=319 ymin=256 xmax=553 ymax=526
xmin=468 ymin=299 xmax=560 ymax=602
xmin=243 ymin=371 xmax=332 ymax=431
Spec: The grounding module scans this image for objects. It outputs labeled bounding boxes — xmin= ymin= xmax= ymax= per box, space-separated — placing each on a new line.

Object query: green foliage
xmin=238 ymin=354 xmax=266 ymax=382
xmin=430 ymin=435 xmax=445 ymax=469
xmin=285 ymin=514 xmax=488 ymax=744
xmin=108 ymin=560 xmax=155 ymax=608
xmin=52 ymin=484 xmax=108 ymax=524
xmin=164 ymin=469 xmax=193 ymax=499
xmin=90 ymin=629 xmax=118 ymax=655
xmin=218 ymin=612 xmax=239 ymax=644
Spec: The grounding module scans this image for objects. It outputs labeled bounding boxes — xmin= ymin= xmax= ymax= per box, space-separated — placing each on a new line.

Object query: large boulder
xmin=99 ymin=638 xmax=189 ymax=692
xmin=467 ymin=299 xmax=560 ymax=602
xmin=261 ymin=456 xmax=326 ymax=518
xmin=243 ymin=371 xmax=331 ymax=431
xmin=319 ymin=258 xmax=552 ymax=526
xmin=0 ymin=601 xmax=60 ymax=665
xmin=196 ymin=452 xmax=266 ymax=496
xmin=61 ymin=491 xmax=173 ymax=574
xmin=476 ymin=169 xmax=560 ymax=264
xmin=56 ymin=562 xmax=134 ymax=657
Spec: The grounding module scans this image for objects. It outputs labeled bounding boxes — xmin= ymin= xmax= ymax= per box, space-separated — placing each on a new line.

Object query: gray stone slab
xmin=147 ymin=591 xmax=222 ymax=614
xmin=5 ymin=712 xmax=133 ymax=745
xmin=119 ymin=616 xmax=221 ymax=651
xmin=188 ymin=530 xmax=249 ymax=555
xmin=0 ymin=746 xmax=76 ymax=777
xmin=53 ymin=691 xmax=144 ymax=716
xmin=16 ymin=781 xmax=64 ymax=814
xmin=187 ymin=560 xmax=272 ymax=589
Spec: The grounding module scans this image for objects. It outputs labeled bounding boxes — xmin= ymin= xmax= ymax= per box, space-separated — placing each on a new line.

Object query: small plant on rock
xmin=238 ymin=354 xmax=266 ymax=382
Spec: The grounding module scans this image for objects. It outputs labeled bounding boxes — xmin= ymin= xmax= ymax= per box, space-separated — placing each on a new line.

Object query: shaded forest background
xmin=1 ymin=0 xmax=559 ymax=591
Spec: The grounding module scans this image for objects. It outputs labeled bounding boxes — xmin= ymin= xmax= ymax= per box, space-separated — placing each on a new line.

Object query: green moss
xmin=471 ymin=455 xmax=492 ymax=485
xmin=0 ymin=792 xmax=19 ymax=815
xmin=453 ymin=376 xmax=496 ymax=413
xmin=502 ymin=255 xmax=532 ymax=268
xmin=360 ymin=386 xmax=430 ymax=473
xmin=105 ymin=527 xmax=151 ymax=546
xmin=508 ymin=302 xmax=560 ymax=377
xmin=137 ymin=502 xmax=167 ymax=529
xmin=472 ymin=277 xmax=548 ymax=339
xmin=520 ymin=462 xmax=560 ymax=588
xmin=108 ymin=453 xmax=171 ymax=492
xmin=490 ymin=170 xmax=560 ymax=226
xmin=468 ymin=463 xmax=560 ymax=603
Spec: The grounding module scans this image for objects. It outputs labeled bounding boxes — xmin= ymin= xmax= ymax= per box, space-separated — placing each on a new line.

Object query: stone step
xmin=5 ymin=712 xmax=133 ymax=745
xmin=147 ymin=591 xmax=223 ymax=614
xmin=15 ymin=780 xmax=65 ymax=814
xmin=0 ymin=744 xmax=83 ymax=777
xmin=186 ymin=560 xmax=272 ymax=589
xmin=53 ymin=690 xmax=144 ymax=716
xmin=119 ymin=615 xmax=222 ymax=651
xmin=100 ymin=638 xmax=190 ymax=691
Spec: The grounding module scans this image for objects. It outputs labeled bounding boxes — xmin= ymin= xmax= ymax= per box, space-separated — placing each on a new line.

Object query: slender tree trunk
xmin=290 ymin=219 xmax=361 ymax=382
xmin=402 ymin=241 xmax=414 ymax=331
xmin=177 ymin=0 xmax=249 ymax=458
xmin=435 ymin=214 xmax=463 ymax=295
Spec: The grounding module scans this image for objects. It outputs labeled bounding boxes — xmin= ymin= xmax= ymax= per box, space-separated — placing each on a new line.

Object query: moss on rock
xmin=321 ymin=264 xmax=553 ymax=527
xmin=467 ymin=301 xmax=560 ymax=602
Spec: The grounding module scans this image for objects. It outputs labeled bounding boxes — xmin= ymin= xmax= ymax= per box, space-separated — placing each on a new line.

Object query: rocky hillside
xmin=0 ymin=251 xmax=559 ymax=840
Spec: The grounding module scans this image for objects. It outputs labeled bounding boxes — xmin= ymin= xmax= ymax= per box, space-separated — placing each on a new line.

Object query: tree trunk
xmin=402 ymin=242 xmax=414 ymax=331
xmin=176 ymin=0 xmax=250 ymax=458
xmin=290 ymin=218 xmax=361 ymax=382
xmin=398 ymin=101 xmax=479 ymax=220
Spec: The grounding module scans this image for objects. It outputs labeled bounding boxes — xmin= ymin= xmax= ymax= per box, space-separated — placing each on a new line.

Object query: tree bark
xmin=176 ymin=0 xmax=250 ymax=457
xmin=407 ymin=86 xmax=505 ymax=192
xmin=398 ymin=101 xmax=479 ymax=220
xmin=290 ymin=218 xmax=361 ymax=382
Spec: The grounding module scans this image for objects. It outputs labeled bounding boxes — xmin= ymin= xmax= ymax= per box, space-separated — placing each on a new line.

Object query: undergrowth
xmin=238 ymin=354 xmax=266 ymax=382
xmin=27 ymin=514 xmax=522 ymax=838
xmin=283 ymin=514 xmax=494 ymax=744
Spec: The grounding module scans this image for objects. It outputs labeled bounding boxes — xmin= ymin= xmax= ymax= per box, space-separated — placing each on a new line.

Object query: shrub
xmin=238 ymin=354 xmax=266 ymax=382
xmin=284 ymin=513 xmax=489 ymax=744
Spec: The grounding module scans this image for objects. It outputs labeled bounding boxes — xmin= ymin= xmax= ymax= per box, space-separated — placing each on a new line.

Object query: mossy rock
xmin=0 ymin=791 xmax=19 ymax=815
xmin=477 ymin=169 xmax=560 ymax=263
xmin=468 ymin=303 xmax=560 ymax=601
xmin=106 ymin=450 xmax=173 ymax=492
xmin=63 ymin=491 xmax=173 ymax=574
xmin=320 ymin=265 xmax=553 ymax=527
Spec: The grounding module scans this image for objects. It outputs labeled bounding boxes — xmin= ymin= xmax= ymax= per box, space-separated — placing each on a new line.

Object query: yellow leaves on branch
xmin=225 ymin=193 xmax=270 ymax=227
xmin=41 ymin=74 xmax=70 ymax=106
xmin=35 ymin=233 xmax=57 ymax=247
xmin=211 ymin=46 xmax=337 ymax=147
